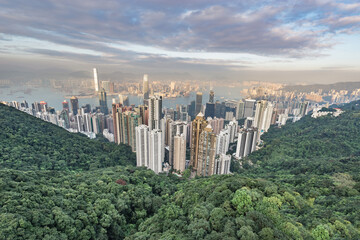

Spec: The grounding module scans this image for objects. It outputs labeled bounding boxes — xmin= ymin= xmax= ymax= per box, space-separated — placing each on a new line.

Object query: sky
xmin=0 ymin=0 xmax=359 ymax=84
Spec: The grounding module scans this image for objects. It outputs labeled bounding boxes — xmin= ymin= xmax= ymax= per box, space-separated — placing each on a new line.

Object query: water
xmin=0 ymin=85 xmax=244 ymax=111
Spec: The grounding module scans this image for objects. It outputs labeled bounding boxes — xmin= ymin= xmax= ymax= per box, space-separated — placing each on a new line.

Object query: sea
xmin=0 ymin=85 xmax=244 ymax=111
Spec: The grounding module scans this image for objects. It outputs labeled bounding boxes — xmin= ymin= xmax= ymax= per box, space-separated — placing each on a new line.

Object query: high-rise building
xmin=119 ymin=94 xmax=130 ymax=106
xmin=143 ymin=74 xmax=150 ymax=100
xmin=214 ymin=154 xmax=231 ymax=175
xmin=207 ymin=117 xmax=225 ymax=135
xmin=39 ymin=101 xmax=48 ymax=112
xmin=99 ymin=88 xmax=108 ymax=115
xmin=236 ymin=100 xmax=245 ymax=120
xmin=173 ymin=134 xmax=186 ymax=172
xmin=93 ymin=68 xmax=100 ymax=92
xmin=227 ymin=118 xmax=238 ymax=143
xmin=149 ymin=129 xmax=164 ymax=174
xmin=205 ymin=102 xmax=215 ymax=118
xmin=190 ymin=113 xmax=208 ymax=170
xmin=148 ymin=96 xmax=162 ymax=130
xmin=168 ymin=121 xmax=187 ymax=166
xmin=113 ymin=107 xmax=142 ymax=151
xmin=216 ymin=128 xmax=230 ymax=155
xmin=235 ymin=128 xmax=258 ymax=159
xmin=70 ymin=96 xmax=79 ymax=116
xmin=209 ymin=90 xmax=215 ymax=103
xmin=244 ymin=99 xmax=256 ymax=118
xmin=197 ymin=124 xmax=217 ymax=176
xmin=135 ymin=125 xmax=149 ymax=167
xmin=188 ymin=100 xmax=196 ymax=118
xmin=254 ymin=100 xmax=273 ymax=135
xmin=62 ymin=100 xmax=69 ymax=111
xmin=136 ymin=125 xmax=163 ymax=174
xmin=300 ymin=101 xmax=309 ymax=117
xmin=195 ymin=92 xmax=203 ymax=115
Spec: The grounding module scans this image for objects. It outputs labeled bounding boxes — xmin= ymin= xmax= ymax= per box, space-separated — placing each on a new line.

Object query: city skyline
xmin=0 ymin=0 xmax=359 ymax=84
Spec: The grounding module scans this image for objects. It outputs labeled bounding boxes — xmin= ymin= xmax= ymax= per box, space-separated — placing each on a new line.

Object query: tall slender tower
xmin=195 ymin=92 xmax=203 ymax=115
xmin=148 ymin=96 xmax=162 ymax=130
xmin=209 ymin=90 xmax=215 ymax=103
xmin=135 ymin=125 xmax=150 ymax=167
xmin=143 ymin=74 xmax=150 ymax=100
xmin=197 ymin=124 xmax=217 ymax=176
xmin=173 ymin=134 xmax=186 ymax=172
xmin=168 ymin=121 xmax=187 ymax=166
xmin=70 ymin=96 xmax=79 ymax=116
xmin=149 ymin=129 xmax=164 ymax=174
xmin=190 ymin=112 xmax=207 ymax=170
xmin=93 ymin=68 xmax=100 ymax=92
xmin=99 ymin=88 xmax=108 ymax=115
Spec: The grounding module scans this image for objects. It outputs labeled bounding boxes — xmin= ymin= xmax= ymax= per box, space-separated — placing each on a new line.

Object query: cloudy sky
xmin=0 ymin=0 xmax=359 ymax=84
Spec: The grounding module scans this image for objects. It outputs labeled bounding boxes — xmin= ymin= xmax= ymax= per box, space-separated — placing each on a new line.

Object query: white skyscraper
xmin=235 ymin=128 xmax=258 ymax=159
xmin=216 ymin=128 xmax=230 ymax=155
xmin=214 ymin=154 xmax=231 ymax=175
xmin=135 ymin=125 xmax=164 ymax=174
xmin=143 ymin=74 xmax=150 ymax=99
xmin=236 ymin=100 xmax=245 ymax=120
xmin=168 ymin=121 xmax=187 ymax=166
xmin=148 ymin=96 xmax=162 ymax=130
xmin=173 ymin=134 xmax=186 ymax=172
xmin=149 ymin=129 xmax=164 ymax=174
xmin=93 ymin=68 xmax=100 ymax=92
xmin=135 ymin=125 xmax=150 ymax=167
xmin=228 ymin=118 xmax=238 ymax=143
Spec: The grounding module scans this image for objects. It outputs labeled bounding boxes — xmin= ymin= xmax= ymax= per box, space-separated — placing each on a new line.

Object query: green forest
xmin=0 ymin=103 xmax=359 ymax=239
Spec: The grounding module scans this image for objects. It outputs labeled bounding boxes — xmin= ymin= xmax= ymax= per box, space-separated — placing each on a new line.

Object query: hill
xmin=282 ymin=81 xmax=360 ymax=93
xmin=0 ymin=104 xmax=135 ymax=171
xmin=2 ymin=167 xmax=358 ymax=239
xmin=232 ymin=102 xmax=360 ymax=234
xmin=0 ymin=103 xmax=359 ymax=239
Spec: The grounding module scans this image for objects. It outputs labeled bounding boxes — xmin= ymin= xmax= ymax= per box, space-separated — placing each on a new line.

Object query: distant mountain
xmin=282 ymin=81 xmax=360 ymax=93
xmin=0 ymin=104 xmax=135 ymax=171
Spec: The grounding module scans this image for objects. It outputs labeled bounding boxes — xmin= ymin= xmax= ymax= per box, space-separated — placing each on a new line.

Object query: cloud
xmin=0 ymin=0 xmax=359 ymax=79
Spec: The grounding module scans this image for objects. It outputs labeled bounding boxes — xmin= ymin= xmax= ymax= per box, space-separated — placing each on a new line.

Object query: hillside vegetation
xmin=0 ymin=102 xmax=359 ymax=239
xmin=0 ymin=104 xmax=135 ymax=171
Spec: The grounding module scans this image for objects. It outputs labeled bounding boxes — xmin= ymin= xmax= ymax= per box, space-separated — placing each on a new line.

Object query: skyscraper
xmin=62 ymin=100 xmax=69 ymax=111
xmin=149 ymin=129 xmax=164 ymax=174
xmin=119 ymin=94 xmax=130 ymax=106
xmin=93 ymin=68 xmax=100 ymax=92
xmin=70 ymin=96 xmax=79 ymax=116
xmin=136 ymin=125 xmax=163 ymax=174
xmin=197 ymin=124 xmax=217 ymax=176
xmin=254 ymin=100 xmax=273 ymax=135
xmin=235 ymin=128 xmax=258 ymax=159
xmin=99 ymin=88 xmax=108 ymax=115
xmin=205 ymin=102 xmax=215 ymax=118
xmin=236 ymin=100 xmax=245 ymax=120
xmin=173 ymin=134 xmax=186 ymax=172
xmin=143 ymin=74 xmax=150 ymax=100
xmin=135 ymin=125 xmax=149 ymax=167
xmin=168 ymin=121 xmax=187 ymax=166
xmin=214 ymin=154 xmax=231 ymax=175
xmin=148 ymin=96 xmax=162 ymax=130
xmin=195 ymin=92 xmax=203 ymax=115
xmin=190 ymin=112 xmax=208 ymax=170
xmin=113 ymin=106 xmax=142 ymax=151
xmin=216 ymin=128 xmax=230 ymax=155
xmin=209 ymin=90 xmax=215 ymax=103
xmin=244 ymin=99 xmax=256 ymax=118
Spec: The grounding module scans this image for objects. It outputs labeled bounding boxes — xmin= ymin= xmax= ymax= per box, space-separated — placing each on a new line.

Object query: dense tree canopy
xmin=0 ymin=104 xmax=135 ymax=171
xmin=0 ymin=102 xmax=359 ymax=239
